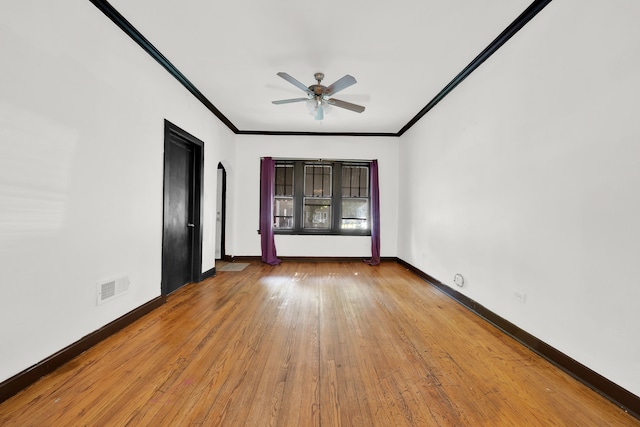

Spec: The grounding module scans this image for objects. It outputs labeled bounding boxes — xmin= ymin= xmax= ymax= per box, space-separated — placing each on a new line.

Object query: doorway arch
xmin=215 ymin=162 xmax=227 ymax=260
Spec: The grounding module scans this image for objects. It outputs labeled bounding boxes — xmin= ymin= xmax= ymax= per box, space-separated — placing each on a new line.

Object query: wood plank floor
xmin=0 ymin=261 xmax=637 ymax=426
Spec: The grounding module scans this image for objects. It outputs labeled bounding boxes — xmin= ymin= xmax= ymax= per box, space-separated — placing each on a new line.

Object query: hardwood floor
xmin=0 ymin=261 xmax=637 ymax=426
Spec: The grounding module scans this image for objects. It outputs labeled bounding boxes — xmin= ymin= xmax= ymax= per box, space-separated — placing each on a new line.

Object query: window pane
xmin=341 ymin=198 xmax=369 ymax=230
xmin=304 ymin=165 xmax=332 ymax=197
xmin=342 ymin=166 xmax=369 ymax=197
xmin=274 ymin=197 xmax=293 ymax=229
xmin=303 ymin=198 xmax=331 ymax=229
xmin=275 ymin=164 xmax=294 ymax=196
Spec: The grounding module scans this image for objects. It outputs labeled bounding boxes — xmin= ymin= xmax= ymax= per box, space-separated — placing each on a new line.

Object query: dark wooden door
xmin=163 ymin=136 xmax=195 ymax=294
xmin=164 ymin=138 xmax=194 ymax=293
xmin=162 ymin=120 xmax=204 ymax=295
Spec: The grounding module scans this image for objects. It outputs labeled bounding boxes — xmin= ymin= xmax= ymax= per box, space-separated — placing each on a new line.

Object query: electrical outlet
xmin=513 ymin=291 xmax=526 ymax=303
xmin=454 ymin=274 xmax=465 ymax=287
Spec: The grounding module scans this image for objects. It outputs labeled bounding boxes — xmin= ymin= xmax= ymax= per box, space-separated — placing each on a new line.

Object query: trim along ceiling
xmin=90 ymin=0 xmax=552 ymax=137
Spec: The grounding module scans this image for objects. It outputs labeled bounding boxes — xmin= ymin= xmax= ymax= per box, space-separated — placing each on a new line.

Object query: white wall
xmin=0 ymin=2 xmax=235 ymax=382
xmin=233 ymin=135 xmax=399 ymax=258
xmin=398 ymin=0 xmax=640 ymax=395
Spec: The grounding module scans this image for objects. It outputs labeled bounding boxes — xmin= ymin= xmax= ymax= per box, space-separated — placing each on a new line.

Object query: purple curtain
xmin=260 ymin=157 xmax=281 ymax=265
xmin=365 ymin=159 xmax=380 ymax=266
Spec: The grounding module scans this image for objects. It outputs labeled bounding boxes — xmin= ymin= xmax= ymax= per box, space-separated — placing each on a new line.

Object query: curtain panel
xmin=260 ymin=157 xmax=281 ymax=265
xmin=365 ymin=159 xmax=380 ymax=266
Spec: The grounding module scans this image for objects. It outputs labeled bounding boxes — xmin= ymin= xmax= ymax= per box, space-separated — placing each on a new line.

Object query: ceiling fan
xmin=272 ymin=72 xmax=365 ymax=120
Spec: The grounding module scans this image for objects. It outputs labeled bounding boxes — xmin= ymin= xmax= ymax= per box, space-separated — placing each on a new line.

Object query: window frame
xmin=272 ymin=159 xmax=371 ymax=236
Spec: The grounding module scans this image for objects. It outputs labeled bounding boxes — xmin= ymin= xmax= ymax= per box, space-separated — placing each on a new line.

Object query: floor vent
xmin=97 ymin=275 xmax=130 ymax=305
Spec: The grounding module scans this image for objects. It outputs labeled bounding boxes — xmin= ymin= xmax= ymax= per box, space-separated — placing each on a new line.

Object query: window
xmin=304 ymin=164 xmax=332 ymax=230
xmin=341 ymin=165 xmax=369 ymax=230
xmin=272 ymin=160 xmax=371 ymax=235
xmin=274 ymin=164 xmax=294 ymax=229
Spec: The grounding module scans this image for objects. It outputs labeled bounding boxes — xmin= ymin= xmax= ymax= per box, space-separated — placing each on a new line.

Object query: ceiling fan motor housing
xmin=309 ymin=84 xmax=327 ymax=96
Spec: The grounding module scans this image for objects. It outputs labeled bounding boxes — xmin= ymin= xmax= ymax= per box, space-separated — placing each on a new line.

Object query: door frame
xmin=161 ymin=119 xmax=204 ymax=295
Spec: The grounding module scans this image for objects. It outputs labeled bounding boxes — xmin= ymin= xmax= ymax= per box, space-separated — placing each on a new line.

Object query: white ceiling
xmin=106 ymin=0 xmax=533 ymax=134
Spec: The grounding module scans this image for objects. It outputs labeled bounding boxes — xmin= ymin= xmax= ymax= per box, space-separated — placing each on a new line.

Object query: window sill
xmin=273 ymin=230 xmax=371 ymax=237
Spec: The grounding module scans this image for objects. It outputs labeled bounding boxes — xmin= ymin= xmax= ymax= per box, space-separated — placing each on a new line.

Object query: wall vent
xmin=97 ymin=275 xmax=130 ymax=305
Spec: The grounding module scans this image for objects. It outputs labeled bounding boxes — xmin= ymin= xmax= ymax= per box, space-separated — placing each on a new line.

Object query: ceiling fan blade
xmin=277 ymin=72 xmax=311 ymax=94
xmin=314 ymin=104 xmax=324 ymax=120
xmin=328 ymin=98 xmax=365 ymax=113
xmin=272 ymin=97 xmax=309 ymax=105
xmin=324 ymin=75 xmax=357 ymax=96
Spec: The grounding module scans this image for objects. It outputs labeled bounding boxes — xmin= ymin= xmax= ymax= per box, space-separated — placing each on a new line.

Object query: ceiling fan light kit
xmin=272 ymin=72 xmax=365 ymax=120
